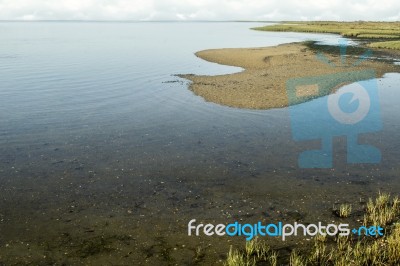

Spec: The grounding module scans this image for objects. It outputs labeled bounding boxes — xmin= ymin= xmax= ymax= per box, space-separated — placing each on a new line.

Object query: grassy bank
xmin=369 ymin=40 xmax=400 ymax=50
xmin=253 ymin=22 xmax=400 ymax=50
xmin=224 ymin=192 xmax=400 ymax=266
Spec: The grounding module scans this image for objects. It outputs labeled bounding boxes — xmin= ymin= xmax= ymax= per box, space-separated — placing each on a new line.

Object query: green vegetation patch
xmin=253 ymin=22 xmax=400 ymax=50
xmin=369 ymin=40 xmax=400 ymax=50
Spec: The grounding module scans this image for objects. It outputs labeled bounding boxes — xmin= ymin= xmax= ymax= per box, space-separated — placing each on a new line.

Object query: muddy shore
xmin=181 ymin=42 xmax=400 ymax=109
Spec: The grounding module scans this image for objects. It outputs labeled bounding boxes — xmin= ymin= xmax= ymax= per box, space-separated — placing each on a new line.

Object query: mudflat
xmin=180 ymin=43 xmax=400 ymax=109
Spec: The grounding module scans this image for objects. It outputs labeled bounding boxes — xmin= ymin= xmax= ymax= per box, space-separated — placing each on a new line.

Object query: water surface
xmin=0 ymin=22 xmax=399 ymax=265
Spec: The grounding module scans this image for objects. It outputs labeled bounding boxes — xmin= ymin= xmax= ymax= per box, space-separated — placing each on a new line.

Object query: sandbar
xmin=180 ymin=43 xmax=400 ymax=109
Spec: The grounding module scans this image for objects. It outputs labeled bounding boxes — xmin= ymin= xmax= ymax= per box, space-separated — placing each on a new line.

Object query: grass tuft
xmin=290 ymin=249 xmax=306 ymax=266
xmin=338 ymin=204 xmax=352 ymax=218
xmin=364 ymin=192 xmax=399 ymax=226
xmin=224 ymin=237 xmax=277 ymax=266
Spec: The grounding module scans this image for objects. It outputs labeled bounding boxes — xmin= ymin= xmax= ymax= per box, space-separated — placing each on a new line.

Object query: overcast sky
xmin=0 ymin=0 xmax=399 ymax=21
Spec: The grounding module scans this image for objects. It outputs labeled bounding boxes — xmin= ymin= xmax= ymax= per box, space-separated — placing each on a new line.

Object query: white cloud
xmin=0 ymin=0 xmax=398 ymax=21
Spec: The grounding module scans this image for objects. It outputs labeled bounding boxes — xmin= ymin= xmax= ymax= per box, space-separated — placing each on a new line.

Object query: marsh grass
xmin=369 ymin=40 xmax=400 ymax=50
xmin=225 ymin=237 xmax=277 ymax=266
xmin=253 ymin=22 xmax=400 ymax=50
xmin=253 ymin=22 xmax=400 ymax=39
xmin=224 ymin=192 xmax=400 ymax=265
xmin=364 ymin=192 xmax=399 ymax=226
xmin=289 ymin=249 xmax=306 ymax=266
xmin=335 ymin=203 xmax=352 ymax=218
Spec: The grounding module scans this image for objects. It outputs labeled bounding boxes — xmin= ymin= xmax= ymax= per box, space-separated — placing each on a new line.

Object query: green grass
xmin=253 ymin=22 xmax=400 ymax=50
xmin=224 ymin=192 xmax=400 ymax=266
xmin=369 ymin=40 xmax=400 ymax=50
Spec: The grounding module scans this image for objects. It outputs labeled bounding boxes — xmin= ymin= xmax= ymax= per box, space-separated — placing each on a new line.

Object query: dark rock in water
xmin=76 ymin=236 xmax=112 ymax=258
xmin=286 ymin=210 xmax=306 ymax=221
xmin=350 ymin=180 xmax=369 ymax=186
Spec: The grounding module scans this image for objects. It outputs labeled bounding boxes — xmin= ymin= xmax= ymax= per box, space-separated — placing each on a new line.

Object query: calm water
xmin=0 ymin=22 xmax=399 ymax=265
xmin=0 ymin=22 xmax=346 ymax=142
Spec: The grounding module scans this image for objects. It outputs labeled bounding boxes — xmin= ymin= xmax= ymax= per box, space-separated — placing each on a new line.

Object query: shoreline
xmin=180 ymin=42 xmax=400 ymax=109
xmin=253 ymin=22 xmax=400 ymax=50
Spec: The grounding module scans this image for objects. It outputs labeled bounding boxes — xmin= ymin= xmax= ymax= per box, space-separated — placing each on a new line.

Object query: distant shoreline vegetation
xmin=253 ymin=21 xmax=400 ymax=50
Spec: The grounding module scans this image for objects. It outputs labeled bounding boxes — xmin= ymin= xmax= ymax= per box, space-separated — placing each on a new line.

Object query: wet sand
xmin=180 ymin=43 xmax=400 ymax=109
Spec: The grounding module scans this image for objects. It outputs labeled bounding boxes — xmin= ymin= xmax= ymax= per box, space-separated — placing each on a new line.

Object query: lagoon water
xmin=0 ymin=22 xmax=346 ymax=142
xmin=0 ymin=22 xmax=399 ymax=264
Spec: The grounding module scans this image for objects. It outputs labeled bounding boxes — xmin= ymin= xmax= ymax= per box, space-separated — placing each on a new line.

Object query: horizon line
xmin=0 ymin=19 xmax=398 ymax=23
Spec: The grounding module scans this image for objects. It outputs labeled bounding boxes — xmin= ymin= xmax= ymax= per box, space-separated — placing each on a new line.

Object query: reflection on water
xmin=0 ymin=22 xmax=399 ymax=264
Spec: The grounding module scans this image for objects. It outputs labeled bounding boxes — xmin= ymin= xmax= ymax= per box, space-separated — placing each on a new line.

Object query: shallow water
xmin=0 ymin=22 xmax=399 ymax=264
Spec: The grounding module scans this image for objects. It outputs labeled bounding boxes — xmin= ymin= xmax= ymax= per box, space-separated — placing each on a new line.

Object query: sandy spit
xmin=180 ymin=43 xmax=400 ymax=109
